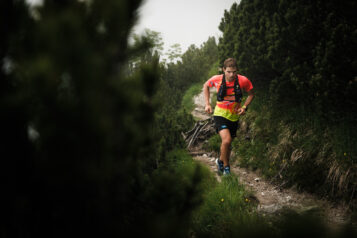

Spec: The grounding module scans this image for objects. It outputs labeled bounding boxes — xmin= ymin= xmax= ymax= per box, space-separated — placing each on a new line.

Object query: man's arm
xmin=237 ymin=89 xmax=254 ymax=115
xmin=244 ymin=89 xmax=254 ymax=107
xmin=203 ymin=82 xmax=213 ymax=114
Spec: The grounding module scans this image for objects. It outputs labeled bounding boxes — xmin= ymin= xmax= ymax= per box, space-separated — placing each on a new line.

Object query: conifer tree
xmin=1 ymin=1 xmax=204 ymax=237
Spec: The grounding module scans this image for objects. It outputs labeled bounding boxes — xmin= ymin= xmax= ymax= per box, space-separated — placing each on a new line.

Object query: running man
xmin=203 ymin=58 xmax=254 ymax=175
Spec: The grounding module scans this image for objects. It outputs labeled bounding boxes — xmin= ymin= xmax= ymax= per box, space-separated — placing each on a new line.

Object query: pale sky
xmin=26 ymin=0 xmax=240 ymax=55
xmin=134 ymin=0 xmax=240 ymax=54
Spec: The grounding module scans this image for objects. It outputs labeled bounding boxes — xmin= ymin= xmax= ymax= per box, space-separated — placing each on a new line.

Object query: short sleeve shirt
xmin=205 ymin=74 xmax=253 ymax=121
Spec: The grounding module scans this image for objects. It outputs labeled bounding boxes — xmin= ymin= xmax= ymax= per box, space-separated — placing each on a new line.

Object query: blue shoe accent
xmin=215 ymin=158 xmax=224 ymax=173
xmin=223 ymin=166 xmax=231 ymax=176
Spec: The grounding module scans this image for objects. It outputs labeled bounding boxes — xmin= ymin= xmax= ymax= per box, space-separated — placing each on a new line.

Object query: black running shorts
xmin=213 ymin=116 xmax=239 ymax=138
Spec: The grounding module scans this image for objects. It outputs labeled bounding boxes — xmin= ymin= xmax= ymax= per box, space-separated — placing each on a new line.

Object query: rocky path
xmin=190 ymin=90 xmax=354 ymax=229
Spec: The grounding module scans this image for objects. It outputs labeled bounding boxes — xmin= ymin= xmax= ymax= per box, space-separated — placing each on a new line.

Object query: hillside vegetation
xmin=218 ymin=0 xmax=357 ymax=207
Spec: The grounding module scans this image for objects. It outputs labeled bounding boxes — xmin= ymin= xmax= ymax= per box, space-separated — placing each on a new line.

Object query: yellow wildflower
xmin=344 ymin=152 xmax=347 ymax=156
xmin=221 ymin=198 xmax=224 ymax=203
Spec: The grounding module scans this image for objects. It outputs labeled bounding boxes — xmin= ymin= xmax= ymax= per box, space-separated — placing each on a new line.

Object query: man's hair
xmin=223 ymin=58 xmax=237 ymax=69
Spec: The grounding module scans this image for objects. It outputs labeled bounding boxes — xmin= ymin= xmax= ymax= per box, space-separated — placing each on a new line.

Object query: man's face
xmin=223 ymin=67 xmax=237 ymax=81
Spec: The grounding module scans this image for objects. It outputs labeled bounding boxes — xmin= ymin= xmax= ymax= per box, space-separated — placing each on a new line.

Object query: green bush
xmin=204 ymin=134 xmax=221 ymax=154
xmin=181 ymin=83 xmax=204 ymax=113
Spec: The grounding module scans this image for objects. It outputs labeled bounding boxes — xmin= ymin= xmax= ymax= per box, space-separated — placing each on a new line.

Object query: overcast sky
xmin=133 ymin=0 xmax=240 ymax=54
xmin=26 ymin=0 xmax=240 ymax=55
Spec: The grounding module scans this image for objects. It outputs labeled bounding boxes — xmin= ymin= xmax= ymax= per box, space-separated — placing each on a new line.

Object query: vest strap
xmin=217 ymin=74 xmax=242 ymax=102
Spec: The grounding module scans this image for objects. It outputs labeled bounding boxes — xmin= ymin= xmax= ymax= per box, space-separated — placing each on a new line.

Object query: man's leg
xmin=219 ymin=129 xmax=233 ymax=167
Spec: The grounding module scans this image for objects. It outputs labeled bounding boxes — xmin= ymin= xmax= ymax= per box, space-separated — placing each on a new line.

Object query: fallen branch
xmin=184 ymin=117 xmax=215 ymax=149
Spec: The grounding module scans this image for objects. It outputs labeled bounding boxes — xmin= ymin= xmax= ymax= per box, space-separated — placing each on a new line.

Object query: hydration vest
xmin=217 ymin=74 xmax=243 ymax=102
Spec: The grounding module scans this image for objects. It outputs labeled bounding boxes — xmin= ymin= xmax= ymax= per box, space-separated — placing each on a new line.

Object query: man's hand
xmin=237 ymin=107 xmax=246 ymax=115
xmin=205 ymin=105 xmax=213 ymax=114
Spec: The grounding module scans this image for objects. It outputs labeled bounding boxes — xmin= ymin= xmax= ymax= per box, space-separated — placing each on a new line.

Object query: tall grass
xmin=232 ymin=88 xmax=357 ymax=207
xmin=190 ymin=175 xmax=273 ymax=238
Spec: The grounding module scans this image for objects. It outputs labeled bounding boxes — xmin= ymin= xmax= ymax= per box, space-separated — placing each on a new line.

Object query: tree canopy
xmin=218 ymin=0 xmax=357 ymax=119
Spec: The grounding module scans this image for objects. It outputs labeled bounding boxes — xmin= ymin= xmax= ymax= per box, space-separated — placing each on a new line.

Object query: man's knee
xmin=221 ymin=139 xmax=232 ymax=147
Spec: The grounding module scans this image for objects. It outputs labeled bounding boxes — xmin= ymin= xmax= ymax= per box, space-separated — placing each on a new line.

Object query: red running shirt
xmin=205 ymin=74 xmax=253 ymax=121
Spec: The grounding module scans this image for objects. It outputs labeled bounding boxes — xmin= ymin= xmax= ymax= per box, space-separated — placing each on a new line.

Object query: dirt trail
xmin=190 ymin=90 xmax=354 ymax=229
